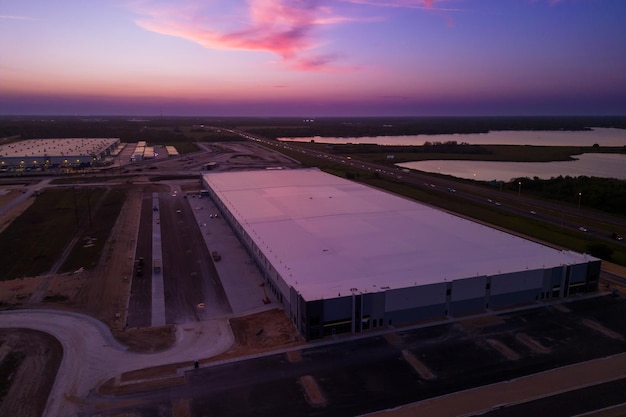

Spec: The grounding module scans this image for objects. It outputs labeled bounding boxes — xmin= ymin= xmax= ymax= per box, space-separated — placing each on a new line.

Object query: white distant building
xmin=0 ymin=138 xmax=119 ymax=170
xmin=202 ymin=168 xmax=600 ymax=340
xmin=165 ymin=146 xmax=179 ymax=157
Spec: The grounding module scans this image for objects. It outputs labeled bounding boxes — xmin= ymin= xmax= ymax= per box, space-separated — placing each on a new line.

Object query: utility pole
xmin=86 ymin=189 xmax=92 ymax=227
xmin=72 ymin=187 xmax=79 ymax=227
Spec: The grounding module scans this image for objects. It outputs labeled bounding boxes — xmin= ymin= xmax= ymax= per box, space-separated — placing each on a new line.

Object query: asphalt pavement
xmin=77 ymin=294 xmax=626 ymax=417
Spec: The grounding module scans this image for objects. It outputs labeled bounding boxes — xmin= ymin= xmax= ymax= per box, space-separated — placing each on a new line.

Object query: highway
xmin=224 ymin=127 xmax=626 ymax=248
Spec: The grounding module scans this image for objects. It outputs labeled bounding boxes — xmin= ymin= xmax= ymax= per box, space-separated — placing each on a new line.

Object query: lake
xmin=279 ymin=127 xmax=626 ymax=146
xmin=280 ymin=128 xmax=626 ymax=181
xmin=397 ymin=153 xmax=626 ymax=182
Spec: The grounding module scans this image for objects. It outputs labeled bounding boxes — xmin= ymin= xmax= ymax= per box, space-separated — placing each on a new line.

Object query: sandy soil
xmin=0 ymin=276 xmax=42 ymax=305
xmin=0 ymin=329 xmax=63 ymax=417
xmin=72 ymin=187 xmax=144 ymax=330
xmin=112 ymin=326 xmax=177 ymax=353
xmin=189 ymin=308 xmax=305 ymax=366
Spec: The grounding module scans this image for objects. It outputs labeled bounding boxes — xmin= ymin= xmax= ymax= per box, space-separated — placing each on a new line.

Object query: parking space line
xmin=401 ymin=350 xmax=436 ymax=380
xmin=515 ymin=332 xmax=550 ymax=354
xmin=582 ymin=319 xmax=624 ymax=340
xmin=299 ymin=375 xmax=327 ymax=408
xmin=486 ymin=338 xmax=520 ymax=361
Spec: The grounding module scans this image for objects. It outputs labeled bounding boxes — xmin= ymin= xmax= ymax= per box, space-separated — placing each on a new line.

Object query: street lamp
xmin=578 ymin=192 xmax=582 ymax=209
xmin=518 ymin=181 xmax=522 ymax=196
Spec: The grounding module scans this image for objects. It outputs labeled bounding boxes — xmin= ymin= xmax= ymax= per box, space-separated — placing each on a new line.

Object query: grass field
xmin=291 ymin=141 xmax=624 ymax=164
xmin=60 ymin=187 xmax=128 ymax=273
xmin=0 ymin=187 xmax=127 ymax=280
xmin=0 ymin=188 xmax=83 ymax=279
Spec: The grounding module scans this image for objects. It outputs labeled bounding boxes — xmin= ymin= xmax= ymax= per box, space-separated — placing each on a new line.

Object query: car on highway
xmin=579 ymin=227 xmax=588 ymax=232
xmin=612 ymin=232 xmax=624 ymax=241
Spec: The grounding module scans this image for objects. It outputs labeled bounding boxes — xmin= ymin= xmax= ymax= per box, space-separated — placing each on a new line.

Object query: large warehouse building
xmin=0 ymin=138 xmax=119 ymax=170
xmin=202 ymin=168 xmax=600 ymax=340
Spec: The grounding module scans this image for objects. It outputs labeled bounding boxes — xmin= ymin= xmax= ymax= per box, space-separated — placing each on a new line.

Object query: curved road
xmin=0 ymin=310 xmax=234 ymax=417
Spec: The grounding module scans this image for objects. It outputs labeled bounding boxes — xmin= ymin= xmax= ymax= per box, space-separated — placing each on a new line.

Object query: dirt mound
xmin=207 ymin=309 xmax=302 ymax=363
xmin=112 ymin=326 xmax=176 ymax=353
xmin=230 ymin=308 xmax=300 ymax=349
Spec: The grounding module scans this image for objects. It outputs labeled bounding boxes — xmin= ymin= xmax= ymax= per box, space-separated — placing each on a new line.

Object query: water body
xmin=280 ymin=127 xmax=626 ymax=147
xmin=397 ymin=153 xmax=626 ymax=182
xmin=280 ymin=128 xmax=626 ymax=181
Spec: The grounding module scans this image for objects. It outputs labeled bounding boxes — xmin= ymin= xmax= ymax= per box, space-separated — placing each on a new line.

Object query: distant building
xmin=202 ymin=168 xmax=600 ymax=340
xmin=0 ymin=138 xmax=119 ymax=170
xmin=165 ymin=146 xmax=179 ymax=157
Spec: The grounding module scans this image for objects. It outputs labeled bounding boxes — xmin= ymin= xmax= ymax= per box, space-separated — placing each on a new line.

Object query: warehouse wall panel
xmin=451 ymin=276 xmax=486 ymax=301
xmin=384 ymin=303 xmax=447 ymax=326
xmin=323 ymin=297 xmax=352 ymax=322
xmin=491 ymin=270 xmax=543 ymax=295
xmin=385 ymin=283 xmax=446 ymax=311
xmin=450 ymin=297 xmax=486 ymax=315
xmin=490 ymin=289 xmax=540 ymax=307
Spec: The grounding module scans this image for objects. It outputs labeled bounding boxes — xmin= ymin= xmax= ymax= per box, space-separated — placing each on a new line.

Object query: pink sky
xmin=1 ymin=0 xmax=625 ymax=116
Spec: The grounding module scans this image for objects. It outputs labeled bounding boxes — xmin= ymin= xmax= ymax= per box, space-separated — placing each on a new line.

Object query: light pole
xmin=578 ymin=192 xmax=582 ymax=209
xmin=518 ymin=181 xmax=521 ymax=196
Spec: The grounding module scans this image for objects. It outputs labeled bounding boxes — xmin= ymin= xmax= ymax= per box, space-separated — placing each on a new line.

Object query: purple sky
xmin=1 ymin=0 xmax=625 ymax=116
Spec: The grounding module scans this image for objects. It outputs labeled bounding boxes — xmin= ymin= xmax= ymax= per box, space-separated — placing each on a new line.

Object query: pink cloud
xmin=288 ymin=52 xmax=359 ymax=72
xmin=340 ymin=0 xmax=462 ymax=12
xmin=0 ymin=14 xmax=41 ymax=20
xmin=339 ymin=0 xmax=461 ymax=27
xmin=129 ymin=0 xmax=350 ymax=71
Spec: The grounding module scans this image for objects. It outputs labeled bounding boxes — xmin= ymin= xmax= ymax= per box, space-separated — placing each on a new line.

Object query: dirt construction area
xmin=0 ymin=143 xmax=304 ymax=416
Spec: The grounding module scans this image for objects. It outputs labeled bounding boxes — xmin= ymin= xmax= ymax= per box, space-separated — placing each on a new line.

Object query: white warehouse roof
xmin=203 ymin=168 xmax=595 ymax=301
xmin=0 ymin=138 xmax=118 ymax=157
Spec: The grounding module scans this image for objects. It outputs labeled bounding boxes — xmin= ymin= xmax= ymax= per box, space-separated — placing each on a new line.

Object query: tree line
xmin=504 ymin=176 xmax=626 ymax=215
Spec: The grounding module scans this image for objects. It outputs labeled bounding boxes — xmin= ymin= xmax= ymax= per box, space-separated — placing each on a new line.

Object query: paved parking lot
xmin=126 ymin=183 xmax=277 ymax=327
xmin=98 ymin=294 xmax=626 ymax=417
xmin=188 ymin=192 xmax=278 ymax=315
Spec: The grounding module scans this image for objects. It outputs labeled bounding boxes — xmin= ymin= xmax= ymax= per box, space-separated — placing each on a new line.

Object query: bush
xmin=586 ymin=243 xmax=613 ymax=260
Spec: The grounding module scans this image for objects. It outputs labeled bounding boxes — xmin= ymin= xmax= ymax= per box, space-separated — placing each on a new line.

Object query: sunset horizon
xmin=2 ymin=0 xmax=625 ymax=117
